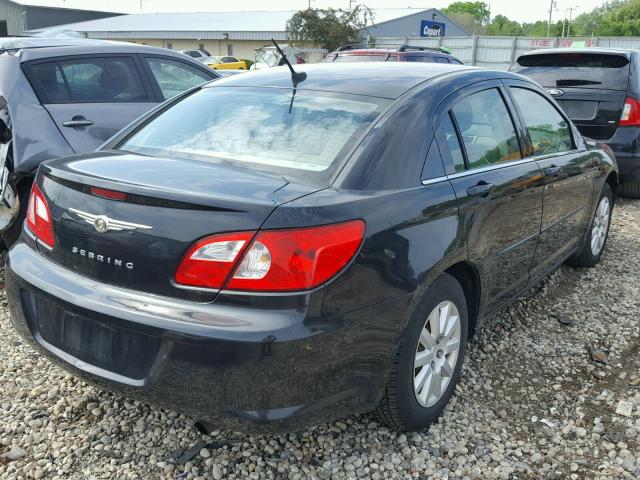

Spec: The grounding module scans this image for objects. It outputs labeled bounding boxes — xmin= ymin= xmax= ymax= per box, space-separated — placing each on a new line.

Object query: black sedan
xmin=6 ymin=63 xmax=617 ymax=433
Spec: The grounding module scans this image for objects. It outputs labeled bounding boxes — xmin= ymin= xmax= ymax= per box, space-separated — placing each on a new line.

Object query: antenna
xmin=271 ymin=39 xmax=307 ymax=87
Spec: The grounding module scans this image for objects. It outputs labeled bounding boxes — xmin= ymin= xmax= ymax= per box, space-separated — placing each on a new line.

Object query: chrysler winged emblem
xmin=69 ymin=208 xmax=152 ymax=233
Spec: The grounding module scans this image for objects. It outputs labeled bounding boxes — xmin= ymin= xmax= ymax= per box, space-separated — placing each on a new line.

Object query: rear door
xmin=505 ymin=81 xmax=596 ymax=276
xmin=24 ymin=55 xmax=157 ymax=153
xmin=435 ymin=81 xmax=544 ymax=312
xmin=510 ymin=52 xmax=630 ymax=140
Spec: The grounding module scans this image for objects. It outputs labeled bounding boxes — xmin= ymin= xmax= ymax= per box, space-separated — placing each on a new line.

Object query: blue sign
xmin=420 ymin=20 xmax=446 ymax=37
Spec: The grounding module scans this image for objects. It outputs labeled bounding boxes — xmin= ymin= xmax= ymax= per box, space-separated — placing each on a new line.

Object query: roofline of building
xmin=77 ymin=31 xmax=290 ymax=41
xmin=6 ymin=0 xmax=123 ymax=15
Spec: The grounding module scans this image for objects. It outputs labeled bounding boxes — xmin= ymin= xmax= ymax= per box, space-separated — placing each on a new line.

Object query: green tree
xmin=286 ymin=5 xmax=374 ymax=52
xmin=443 ymin=1 xmax=491 ymax=34
xmin=443 ymin=1 xmax=491 ymax=23
xmin=486 ymin=14 xmax=523 ymax=36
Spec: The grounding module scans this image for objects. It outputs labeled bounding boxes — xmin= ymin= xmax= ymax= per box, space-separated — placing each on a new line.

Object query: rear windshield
xmin=512 ymin=53 xmax=630 ymax=90
xmin=118 ymin=86 xmax=388 ymax=182
xmin=333 ymin=54 xmax=392 ymax=62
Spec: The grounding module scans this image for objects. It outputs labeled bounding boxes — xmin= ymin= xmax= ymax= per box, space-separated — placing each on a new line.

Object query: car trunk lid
xmin=511 ymin=51 xmax=631 ymax=140
xmin=36 ymin=151 xmax=321 ymax=301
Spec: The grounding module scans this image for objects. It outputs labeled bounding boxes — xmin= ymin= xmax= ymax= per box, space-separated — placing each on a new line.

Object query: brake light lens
xmin=174 ymin=220 xmax=365 ymax=292
xmin=227 ymin=220 xmax=365 ymax=292
xmin=620 ymin=97 xmax=640 ymax=126
xmin=90 ymin=187 xmax=127 ymax=201
xmin=25 ymin=182 xmax=55 ymax=248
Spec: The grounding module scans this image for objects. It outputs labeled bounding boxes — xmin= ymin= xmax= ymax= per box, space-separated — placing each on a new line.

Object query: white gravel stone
xmin=1 ymin=200 xmax=640 ymax=479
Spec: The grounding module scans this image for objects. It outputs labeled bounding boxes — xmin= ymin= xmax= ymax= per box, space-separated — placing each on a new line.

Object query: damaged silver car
xmin=0 ymin=37 xmax=219 ymax=245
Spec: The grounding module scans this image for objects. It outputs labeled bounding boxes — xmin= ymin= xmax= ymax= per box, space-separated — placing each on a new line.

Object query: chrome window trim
xmin=421 ymin=150 xmax=575 ymax=186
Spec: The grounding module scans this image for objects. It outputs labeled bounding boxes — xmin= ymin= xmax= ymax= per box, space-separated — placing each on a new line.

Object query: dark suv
xmin=324 ymin=44 xmax=463 ymax=64
xmin=510 ymin=48 xmax=640 ymax=197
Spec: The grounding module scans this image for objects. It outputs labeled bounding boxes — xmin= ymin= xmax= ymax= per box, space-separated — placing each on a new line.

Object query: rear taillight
xmin=25 ymin=183 xmax=55 ymax=248
xmin=174 ymin=220 xmax=365 ymax=292
xmin=620 ymin=97 xmax=640 ymax=126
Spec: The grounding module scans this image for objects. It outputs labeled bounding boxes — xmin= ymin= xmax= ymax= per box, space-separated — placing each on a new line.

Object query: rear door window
xmin=438 ymin=113 xmax=466 ymax=172
xmin=436 ymin=57 xmax=450 ymax=63
xmin=28 ymin=57 xmax=149 ymax=103
xmin=144 ymin=57 xmax=213 ymax=100
xmin=510 ymin=87 xmax=573 ymax=156
xmin=512 ymin=53 xmax=630 ymax=91
xmin=451 ymin=88 xmax=521 ymax=169
xmin=405 ymin=55 xmax=436 ymax=63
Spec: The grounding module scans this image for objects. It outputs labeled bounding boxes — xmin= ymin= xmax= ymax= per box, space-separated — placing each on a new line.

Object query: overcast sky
xmin=38 ymin=0 xmax=608 ymax=23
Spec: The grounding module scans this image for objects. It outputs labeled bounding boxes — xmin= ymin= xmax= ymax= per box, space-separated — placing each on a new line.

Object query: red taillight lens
xmin=174 ymin=231 xmax=255 ymax=289
xmin=25 ymin=183 xmax=55 ymax=248
xmin=174 ymin=220 xmax=365 ymax=292
xmin=227 ymin=220 xmax=365 ymax=292
xmin=620 ymin=97 xmax=640 ymax=126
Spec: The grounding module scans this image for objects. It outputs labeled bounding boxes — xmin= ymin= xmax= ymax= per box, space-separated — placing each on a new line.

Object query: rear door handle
xmin=62 ymin=118 xmax=94 ymax=128
xmin=467 ymin=182 xmax=495 ymax=198
xmin=544 ymin=165 xmax=563 ymax=177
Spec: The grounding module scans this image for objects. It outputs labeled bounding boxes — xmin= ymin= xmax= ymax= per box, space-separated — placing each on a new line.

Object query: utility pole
xmin=567 ymin=6 xmax=578 ymax=37
xmin=547 ymin=0 xmax=557 ymax=37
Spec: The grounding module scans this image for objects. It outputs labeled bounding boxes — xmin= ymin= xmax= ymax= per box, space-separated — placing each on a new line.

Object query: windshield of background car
xmin=118 ymin=86 xmax=389 ymax=183
xmin=511 ymin=53 xmax=630 ymax=91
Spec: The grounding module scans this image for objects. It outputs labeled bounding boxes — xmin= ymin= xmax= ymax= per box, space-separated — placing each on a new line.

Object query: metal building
xmin=24 ymin=8 xmax=469 ymax=61
xmin=362 ymin=8 xmax=470 ymax=39
xmin=0 ymin=0 xmax=120 ymax=37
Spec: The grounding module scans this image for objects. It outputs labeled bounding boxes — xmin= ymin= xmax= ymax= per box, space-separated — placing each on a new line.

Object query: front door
xmin=505 ymin=83 xmax=597 ymax=277
xmin=435 ymin=83 xmax=544 ymax=312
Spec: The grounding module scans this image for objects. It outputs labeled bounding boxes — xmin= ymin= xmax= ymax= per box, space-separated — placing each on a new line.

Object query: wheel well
xmin=445 ymin=262 xmax=481 ymax=337
xmin=606 ymin=171 xmax=619 ymax=201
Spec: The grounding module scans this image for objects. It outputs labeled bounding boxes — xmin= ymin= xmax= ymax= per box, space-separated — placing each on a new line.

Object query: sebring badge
xmin=69 ymin=208 xmax=152 ymax=233
xmin=545 ymin=88 xmax=564 ymax=97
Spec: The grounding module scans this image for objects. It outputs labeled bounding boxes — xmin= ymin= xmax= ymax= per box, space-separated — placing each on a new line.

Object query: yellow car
xmin=203 ymin=56 xmax=248 ymax=70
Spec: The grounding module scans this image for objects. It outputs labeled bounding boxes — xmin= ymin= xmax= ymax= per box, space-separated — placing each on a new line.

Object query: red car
xmin=324 ymin=44 xmax=463 ymax=64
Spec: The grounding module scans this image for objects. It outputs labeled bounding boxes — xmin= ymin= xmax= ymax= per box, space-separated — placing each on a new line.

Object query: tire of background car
xmin=1 ymin=177 xmax=32 ymax=249
xmin=567 ymin=182 xmax=614 ymax=268
xmin=620 ymin=179 xmax=640 ymax=199
xmin=374 ymin=273 xmax=468 ymax=431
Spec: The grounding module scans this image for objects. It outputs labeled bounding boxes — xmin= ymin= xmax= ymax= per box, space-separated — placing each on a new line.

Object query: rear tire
xmin=374 ymin=273 xmax=468 ymax=431
xmin=621 ymin=179 xmax=640 ymax=199
xmin=568 ymin=182 xmax=613 ymax=268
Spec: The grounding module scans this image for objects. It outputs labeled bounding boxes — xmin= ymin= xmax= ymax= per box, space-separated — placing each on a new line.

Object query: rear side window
xmin=510 ymin=87 xmax=573 ymax=156
xmin=452 ymin=88 xmax=521 ymax=169
xmin=28 ymin=57 xmax=148 ymax=104
xmin=145 ymin=57 xmax=213 ymax=100
xmin=405 ymin=56 xmax=436 ymax=63
xmin=436 ymin=57 xmax=449 ymax=64
xmin=439 ymin=113 xmax=466 ymax=172
xmin=512 ymin=53 xmax=630 ymax=91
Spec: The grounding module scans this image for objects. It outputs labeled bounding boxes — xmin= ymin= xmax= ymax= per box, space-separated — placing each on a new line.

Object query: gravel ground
xmin=1 ymin=199 xmax=640 ymax=480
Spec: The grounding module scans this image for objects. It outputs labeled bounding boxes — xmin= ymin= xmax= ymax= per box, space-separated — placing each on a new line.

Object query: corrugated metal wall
xmin=0 ymin=0 xmax=27 ymax=36
xmin=377 ymin=35 xmax=640 ymax=69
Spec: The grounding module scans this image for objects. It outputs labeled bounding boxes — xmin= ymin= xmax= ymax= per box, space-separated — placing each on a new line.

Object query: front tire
xmin=374 ymin=273 xmax=468 ymax=431
xmin=568 ymin=182 xmax=613 ymax=267
xmin=621 ymin=179 xmax=640 ymax=198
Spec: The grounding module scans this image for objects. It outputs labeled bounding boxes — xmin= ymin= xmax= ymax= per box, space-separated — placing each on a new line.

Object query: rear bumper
xmin=6 ymin=242 xmax=410 ymax=432
xmin=604 ymin=126 xmax=640 ymax=180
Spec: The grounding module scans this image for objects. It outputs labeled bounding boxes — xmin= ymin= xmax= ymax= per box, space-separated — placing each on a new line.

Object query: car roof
xmin=10 ymin=40 xmax=199 ymax=63
xmin=206 ymin=62 xmax=497 ymax=99
xmin=520 ymin=47 xmax=638 ymax=58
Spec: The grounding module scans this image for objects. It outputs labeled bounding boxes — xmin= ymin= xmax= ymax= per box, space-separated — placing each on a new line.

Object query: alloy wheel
xmin=590 ymin=196 xmax=610 ymax=256
xmin=413 ymin=300 xmax=462 ymax=408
